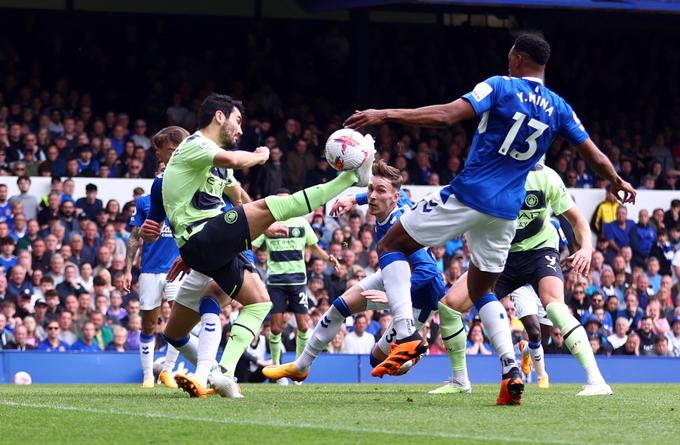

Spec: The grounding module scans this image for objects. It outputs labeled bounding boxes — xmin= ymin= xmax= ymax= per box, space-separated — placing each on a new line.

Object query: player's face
xmin=367 ymin=176 xmax=398 ymax=218
xmin=218 ymin=108 xmax=243 ymax=149
xmin=156 ymin=142 xmax=177 ymax=165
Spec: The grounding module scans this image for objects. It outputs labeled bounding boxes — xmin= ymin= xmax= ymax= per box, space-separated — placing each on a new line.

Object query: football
xmin=13 ymin=371 xmax=32 ymax=385
xmin=325 ymin=128 xmax=369 ymax=171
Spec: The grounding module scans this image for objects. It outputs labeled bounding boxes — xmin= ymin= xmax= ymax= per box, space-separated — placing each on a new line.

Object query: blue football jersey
xmin=550 ymin=219 xmax=569 ymax=251
xmin=130 ymin=194 xmax=178 ymax=274
xmin=451 ymin=75 xmax=588 ymax=220
xmin=374 ymin=204 xmax=441 ymax=287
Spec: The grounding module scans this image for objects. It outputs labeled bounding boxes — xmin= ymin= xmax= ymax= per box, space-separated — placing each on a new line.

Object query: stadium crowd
xmin=1 ymin=14 xmax=680 ymax=367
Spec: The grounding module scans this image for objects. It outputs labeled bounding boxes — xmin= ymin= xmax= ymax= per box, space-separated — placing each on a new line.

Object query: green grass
xmin=0 ymin=384 xmax=679 ymax=445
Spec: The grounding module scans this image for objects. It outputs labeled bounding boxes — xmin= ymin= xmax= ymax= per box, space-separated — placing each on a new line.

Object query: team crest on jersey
xmin=291 ymin=227 xmax=301 ymax=238
xmin=524 ymin=193 xmax=539 ymax=208
xmin=224 ymin=210 xmax=238 ymax=224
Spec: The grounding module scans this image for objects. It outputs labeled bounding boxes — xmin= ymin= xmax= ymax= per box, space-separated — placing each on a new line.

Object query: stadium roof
xmin=301 ymin=0 xmax=680 ymax=13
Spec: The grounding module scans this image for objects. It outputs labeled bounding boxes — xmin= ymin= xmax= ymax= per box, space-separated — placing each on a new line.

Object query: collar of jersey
xmin=522 ymin=76 xmax=544 ymax=85
xmin=377 ymin=204 xmax=400 ymax=226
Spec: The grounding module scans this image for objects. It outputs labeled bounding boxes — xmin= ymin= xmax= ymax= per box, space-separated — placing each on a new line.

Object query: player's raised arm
xmin=213 ymin=146 xmax=269 ymax=169
xmin=577 ymin=138 xmax=636 ymax=204
xmin=344 ymin=99 xmax=476 ymax=129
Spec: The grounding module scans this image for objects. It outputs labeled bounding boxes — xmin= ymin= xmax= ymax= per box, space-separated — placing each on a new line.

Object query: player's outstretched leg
xmin=429 ymin=302 xmax=471 ymax=394
xmin=263 ymin=296 xmax=352 ymax=382
xmin=545 ymin=301 xmax=612 ymax=396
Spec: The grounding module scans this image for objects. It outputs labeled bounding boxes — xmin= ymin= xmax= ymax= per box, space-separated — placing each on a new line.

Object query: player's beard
xmin=219 ymin=121 xmax=240 ymax=149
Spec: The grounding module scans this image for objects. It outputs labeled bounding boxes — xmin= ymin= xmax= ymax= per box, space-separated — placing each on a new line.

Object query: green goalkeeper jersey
xmin=252 ymin=217 xmax=317 ymax=286
xmin=510 ymin=164 xmax=574 ymax=253
xmin=162 ymin=131 xmax=238 ymax=246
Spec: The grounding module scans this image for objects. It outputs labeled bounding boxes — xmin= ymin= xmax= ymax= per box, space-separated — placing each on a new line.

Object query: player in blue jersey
xmin=123 ymin=126 xmax=189 ymax=389
xmin=262 ymin=161 xmax=449 ymax=382
xmin=345 ymin=34 xmax=635 ymax=405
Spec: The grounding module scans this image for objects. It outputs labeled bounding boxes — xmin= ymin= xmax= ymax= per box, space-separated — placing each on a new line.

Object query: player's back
xmin=453 ymin=76 xmax=587 ymax=220
xmin=130 ymin=194 xmax=178 ymax=274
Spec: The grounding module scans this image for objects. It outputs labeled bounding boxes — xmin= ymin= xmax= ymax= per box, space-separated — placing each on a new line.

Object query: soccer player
xmin=157 ymin=93 xmax=373 ymax=398
xmin=123 ymin=126 xmax=188 ymax=389
xmin=262 ymin=161 xmax=445 ymax=383
xmin=345 ymin=34 xmax=634 ymax=405
xmin=431 ymin=164 xmax=613 ymax=396
xmin=251 ymin=191 xmax=340 ymax=384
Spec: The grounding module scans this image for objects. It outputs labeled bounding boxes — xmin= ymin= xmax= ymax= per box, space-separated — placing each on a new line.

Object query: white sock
xmin=295 ymin=305 xmax=345 ymax=371
xmin=140 ymin=334 xmax=155 ymax=380
xmin=526 ymin=341 xmax=547 ymax=378
xmin=380 ymin=255 xmax=416 ymax=340
xmin=177 ymin=334 xmax=199 ymax=365
xmin=195 ymin=313 xmax=222 ymax=387
xmin=376 ymin=320 xmax=395 ymax=355
xmin=477 ymin=296 xmax=516 ymax=375
xmin=162 ymin=344 xmax=179 ymax=373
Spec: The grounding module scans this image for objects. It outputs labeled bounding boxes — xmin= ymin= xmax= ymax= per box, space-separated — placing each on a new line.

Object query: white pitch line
xmin=0 ymin=399 xmax=620 ymax=445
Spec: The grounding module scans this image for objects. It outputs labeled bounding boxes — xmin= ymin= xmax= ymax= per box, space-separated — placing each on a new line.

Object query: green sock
xmin=546 ymin=302 xmax=603 ymax=384
xmin=296 ymin=329 xmax=309 ymax=358
xmin=264 ymin=171 xmax=357 ymax=221
xmin=438 ymin=302 xmax=468 ymax=382
xmin=269 ymin=332 xmax=282 ymax=365
xmin=219 ymin=302 xmax=272 ymax=377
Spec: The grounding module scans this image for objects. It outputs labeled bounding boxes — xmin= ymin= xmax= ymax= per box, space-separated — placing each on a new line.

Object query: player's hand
xmin=612 ymin=179 xmax=636 ymax=204
xmin=264 ymin=222 xmax=288 ymax=238
xmin=140 ymin=219 xmax=161 ymax=242
xmin=167 ymin=256 xmax=191 ymax=282
xmin=254 ymin=146 xmax=270 ymax=164
xmin=361 ymin=289 xmax=388 ymax=305
xmin=123 ymin=271 xmax=133 ymax=293
xmin=344 ymin=109 xmax=387 ymax=129
xmin=566 ymin=247 xmax=592 ymax=277
xmin=328 ymin=254 xmax=341 ymax=273
xmin=330 ymin=197 xmax=356 ymax=217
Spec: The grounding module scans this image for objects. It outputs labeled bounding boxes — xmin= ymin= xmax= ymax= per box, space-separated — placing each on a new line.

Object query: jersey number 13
xmin=498 ymin=112 xmax=549 ymax=161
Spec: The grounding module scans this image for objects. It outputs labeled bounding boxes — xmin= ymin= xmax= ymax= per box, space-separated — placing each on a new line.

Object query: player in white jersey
xmin=345 ymin=34 xmax=634 ymax=404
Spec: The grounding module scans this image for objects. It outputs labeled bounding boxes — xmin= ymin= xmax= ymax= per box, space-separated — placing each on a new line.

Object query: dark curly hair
xmin=513 ymin=33 xmax=551 ymax=65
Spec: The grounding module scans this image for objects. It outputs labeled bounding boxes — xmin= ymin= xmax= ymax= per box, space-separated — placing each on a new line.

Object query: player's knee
xmin=332 ymin=297 xmax=352 ymax=318
xmin=199 ymin=296 xmax=221 ymax=315
xmin=297 ymin=318 xmax=309 ymax=332
xmin=524 ymin=323 xmax=541 ymax=342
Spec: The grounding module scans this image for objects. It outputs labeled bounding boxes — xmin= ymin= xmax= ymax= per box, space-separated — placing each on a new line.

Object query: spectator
xmin=0 ymin=236 xmax=17 ymax=270
xmin=590 ymin=185 xmax=619 ymax=233
xmin=466 ymin=323 xmax=492 ymax=355
xmin=43 ymin=290 xmax=61 ymax=323
xmin=568 ymin=283 xmax=589 ymax=320
xmin=125 ymin=313 xmax=142 ymax=351
xmin=10 ymin=175 xmax=38 ymax=220
xmin=607 ymin=317 xmax=629 ymax=350
xmin=7 ymin=265 xmax=32 ymax=301
xmin=37 ymin=321 xmax=69 ymax=352
xmin=649 ymin=229 xmax=675 ymax=276
xmin=630 ymin=209 xmax=656 ymax=267
xmin=0 ymin=313 xmax=14 ymax=348
xmin=646 ymin=257 xmax=663 ymax=294
xmin=613 ymin=331 xmax=640 ymax=356
xmin=646 ymin=299 xmax=670 ymax=336
xmin=57 ymin=310 xmax=78 ymax=345
xmin=343 ymin=313 xmax=375 ymax=354
xmin=636 ymin=316 xmax=657 ymax=356
xmin=106 ymin=326 xmax=129 ymax=352
xmin=618 ymin=290 xmax=644 ymax=333
xmin=327 ymin=331 xmax=345 ymax=353
xmin=89 ymin=311 xmax=113 ymax=349
xmin=654 ymin=335 xmax=671 ymax=357
xmin=603 ymin=206 xmax=635 ymax=264
xmin=69 ymin=321 xmax=101 ymax=352
xmin=81 ymin=222 xmax=102 ymax=266
xmin=6 ymin=325 xmax=35 ymax=350
xmin=664 ymin=199 xmax=680 ymax=230
xmin=665 ymin=317 xmax=680 ymax=357
xmin=75 ymin=184 xmax=103 ymax=221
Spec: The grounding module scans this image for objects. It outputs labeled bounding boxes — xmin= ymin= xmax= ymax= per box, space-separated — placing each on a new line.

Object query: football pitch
xmin=1 ymin=383 xmax=678 ymax=445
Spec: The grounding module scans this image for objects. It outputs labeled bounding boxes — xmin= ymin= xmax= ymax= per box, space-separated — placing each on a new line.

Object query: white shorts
xmin=173 ymin=270 xmax=215 ymax=313
xmin=139 ymin=272 xmax=181 ymax=310
xmin=511 ymin=284 xmax=552 ymax=327
xmin=400 ymin=189 xmax=516 ymax=273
